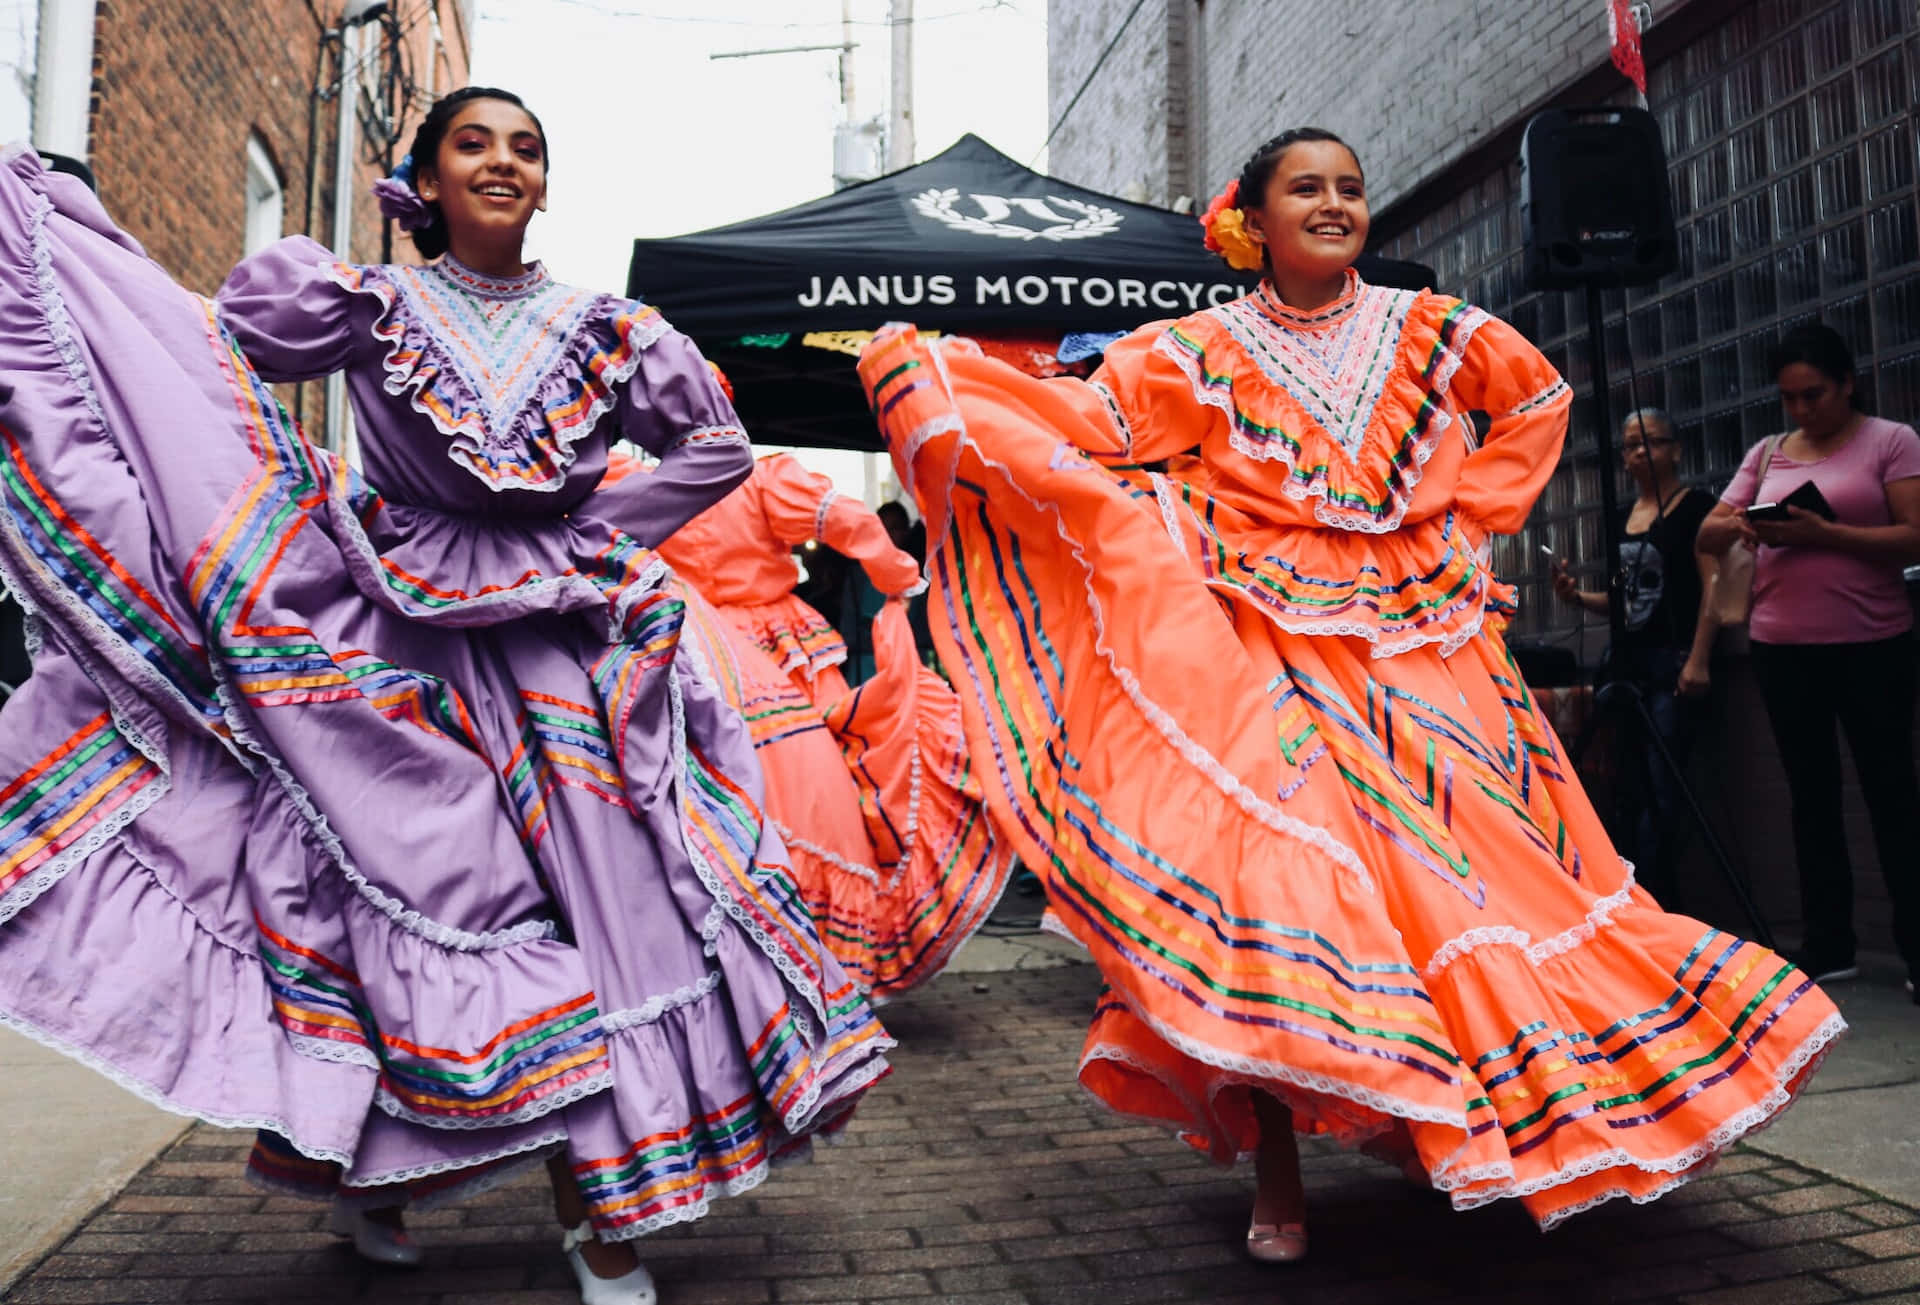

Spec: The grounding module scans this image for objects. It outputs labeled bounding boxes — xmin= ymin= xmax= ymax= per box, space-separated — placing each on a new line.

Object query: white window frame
xmin=243 ymin=132 xmax=284 ymax=256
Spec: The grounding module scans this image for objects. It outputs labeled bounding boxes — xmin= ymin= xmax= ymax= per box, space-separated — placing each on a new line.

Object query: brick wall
xmin=87 ymin=0 xmax=471 ymax=295
xmin=1050 ymin=0 xmax=1703 ymax=212
xmin=1046 ymin=0 xmax=1173 ymax=205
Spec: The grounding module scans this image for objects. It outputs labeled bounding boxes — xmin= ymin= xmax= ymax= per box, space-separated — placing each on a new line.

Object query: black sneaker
xmin=1784 ymin=949 xmax=1860 ymax=984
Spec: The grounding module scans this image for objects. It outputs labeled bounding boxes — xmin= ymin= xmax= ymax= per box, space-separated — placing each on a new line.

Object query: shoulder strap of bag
xmin=1754 ymin=435 xmax=1782 ymax=495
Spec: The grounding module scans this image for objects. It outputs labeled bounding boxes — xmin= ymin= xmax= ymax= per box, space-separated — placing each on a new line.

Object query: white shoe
xmin=328 ymin=1202 xmax=424 ymax=1268
xmin=562 ymin=1221 xmax=657 ymax=1305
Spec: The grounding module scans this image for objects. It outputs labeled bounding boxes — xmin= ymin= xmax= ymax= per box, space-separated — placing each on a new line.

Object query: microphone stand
xmin=1568 ymin=283 xmax=1775 ymax=948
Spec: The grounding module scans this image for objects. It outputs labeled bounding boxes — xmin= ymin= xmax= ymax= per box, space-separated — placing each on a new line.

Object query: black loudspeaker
xmin=1519 ymin=106 xmax=1678 ymax=291
xmin=1507 ymin=636 xmax=1580 ymax=688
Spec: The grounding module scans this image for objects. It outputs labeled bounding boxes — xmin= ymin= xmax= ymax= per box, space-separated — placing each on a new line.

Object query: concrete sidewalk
xmin=0 ymin=1025 xmax=186 ymax=1292
xmin=1740 ymin=959 xmax=1920 ymax=1208
xmin=3 ymin=896 xmax=1914 ymax=1303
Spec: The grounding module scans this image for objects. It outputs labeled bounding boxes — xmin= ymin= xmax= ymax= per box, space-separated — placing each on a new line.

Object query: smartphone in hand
xmin=1748 ymin=480 xmax=1836 ymax=523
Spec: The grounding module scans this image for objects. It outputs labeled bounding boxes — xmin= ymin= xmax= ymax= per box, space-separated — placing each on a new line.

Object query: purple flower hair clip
xmin=371 ymin=154 xmax=435 ymax=232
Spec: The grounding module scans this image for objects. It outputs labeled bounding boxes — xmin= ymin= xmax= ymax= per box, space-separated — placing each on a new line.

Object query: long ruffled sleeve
xmin=587 ymin=328 xmax=752 ymax=549
xmin=1444 ymin=314 xmax=1573 ymax=540
xmin=1068 ymin=322 xmax=1191 ymax=465
xmin=755 ymin=455 xmax=922 ymax=595
xmin=214 ymin=235 xmax=364 ymax=382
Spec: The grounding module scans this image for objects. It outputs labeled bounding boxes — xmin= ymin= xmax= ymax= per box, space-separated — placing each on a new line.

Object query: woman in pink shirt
xmin=1698 ymin=324 xmax=1920 ymax=1001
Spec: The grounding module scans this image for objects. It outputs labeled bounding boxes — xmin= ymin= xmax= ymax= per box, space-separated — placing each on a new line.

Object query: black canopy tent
xmin=626 ymin=134 xmax=1433 ymax=452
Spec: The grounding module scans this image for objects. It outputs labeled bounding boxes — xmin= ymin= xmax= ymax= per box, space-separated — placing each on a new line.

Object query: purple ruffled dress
xmin=0 ymin=145 xmax=891 ymax=1239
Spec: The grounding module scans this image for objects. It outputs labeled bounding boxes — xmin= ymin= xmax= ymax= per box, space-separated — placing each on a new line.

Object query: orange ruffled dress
xmin=630 ymin=454 xmax=1014 ymax=997
xmin=661 ymin=452 xmax=917 ymax=703
xmin=858 ymin=272 xmax=1843 ymax=1227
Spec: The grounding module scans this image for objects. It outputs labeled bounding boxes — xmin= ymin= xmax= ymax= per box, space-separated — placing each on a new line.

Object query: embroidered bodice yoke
xmin=1085 ymin=272 xmax=1572 ymax=539
xmin=345 ymin=255 xmax=663 ymax=494
xmin=213 ymin=235 xmax=753 ymax=639
xmin=216 ymin=235 xmax=748 ymax=520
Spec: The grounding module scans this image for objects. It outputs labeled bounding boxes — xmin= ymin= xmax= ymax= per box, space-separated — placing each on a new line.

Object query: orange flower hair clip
xmin=1199 ymin=179 xmax=1264 ymax=273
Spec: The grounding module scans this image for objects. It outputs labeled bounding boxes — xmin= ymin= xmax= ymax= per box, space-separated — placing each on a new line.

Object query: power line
xmin=1029 ymin=0 xmax=1146 ymax=166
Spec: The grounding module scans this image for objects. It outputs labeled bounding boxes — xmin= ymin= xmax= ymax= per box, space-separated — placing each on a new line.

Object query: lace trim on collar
xmin=325 ymin=261 xmax=671 ymax=493
xmin=433 ymin=254 xmax=552 ymax=300
xmin=1252 ymin=268 xmax=1363 ymax=329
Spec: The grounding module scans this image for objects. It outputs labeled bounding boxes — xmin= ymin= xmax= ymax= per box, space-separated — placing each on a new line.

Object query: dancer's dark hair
xmin=1235 ymin=128 xmax=1360 ymax=212
xmin=404 ymin=86 xmax=548 ymax=259
xmin=1767 ymin=323 xmax=1856 ymax=395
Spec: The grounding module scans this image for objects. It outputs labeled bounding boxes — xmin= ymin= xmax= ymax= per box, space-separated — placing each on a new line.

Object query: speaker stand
xmin=1572 ymin=284 xmax=1775 ymax=949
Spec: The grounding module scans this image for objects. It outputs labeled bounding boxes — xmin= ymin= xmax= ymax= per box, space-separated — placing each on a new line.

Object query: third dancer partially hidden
xmin=858 ymin=127 xmax=1844 ymax=1262
xmin=607 ymin=446 xmax=1015 ymax=999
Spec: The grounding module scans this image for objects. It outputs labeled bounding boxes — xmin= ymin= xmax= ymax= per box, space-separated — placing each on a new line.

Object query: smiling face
xmin=1243 ymin=139 xmax=1370 ymax=284
xmin=415 ymin=97 xmax=548 ymax=252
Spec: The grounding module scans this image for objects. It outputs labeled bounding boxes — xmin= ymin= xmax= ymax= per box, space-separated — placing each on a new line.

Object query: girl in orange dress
xmin=608 ymin=450 xmax=1014 ymax=998
xmin=858 ymin=128 xmax=1842 ymax=1258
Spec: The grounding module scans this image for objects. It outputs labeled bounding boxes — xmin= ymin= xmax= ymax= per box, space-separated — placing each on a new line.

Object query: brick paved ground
xmin=8 ymin=962 xmax=1920 ymax=1305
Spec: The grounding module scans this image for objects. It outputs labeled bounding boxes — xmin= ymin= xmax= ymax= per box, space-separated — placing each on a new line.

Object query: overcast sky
xmin=471 ymin=0 xmax=1050 ymax=494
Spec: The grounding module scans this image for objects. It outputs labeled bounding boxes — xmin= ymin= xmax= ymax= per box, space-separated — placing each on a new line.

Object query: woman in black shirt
xmin=1554 ymin=408 xmax=1718 ymax=906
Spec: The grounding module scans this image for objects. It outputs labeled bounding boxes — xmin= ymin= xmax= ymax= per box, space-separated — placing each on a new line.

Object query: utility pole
xmin=886 ymin=0 xmax=913 ymax=171
xmin=839 ymin=0 xmax=856 ymax=119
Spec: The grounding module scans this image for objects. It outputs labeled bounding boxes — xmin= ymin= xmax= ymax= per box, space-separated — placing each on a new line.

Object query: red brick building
xmin=15 ymin=0 xmax=472 ymax=441
xmin=69 ymin=0 xmax=473 ymax=294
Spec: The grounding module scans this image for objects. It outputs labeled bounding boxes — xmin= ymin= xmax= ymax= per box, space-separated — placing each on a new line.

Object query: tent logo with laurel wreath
xmin=909 ymin=189 xmax=1124 ymax=242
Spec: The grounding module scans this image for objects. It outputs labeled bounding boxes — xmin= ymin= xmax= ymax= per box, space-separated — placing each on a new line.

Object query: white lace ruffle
xmin=595 ymin=1150 xmax=774 ymax=1244
xmin=1428 ymin=305 xmax=1492 ymax=408
xmin=666 ymin=423 xmax=748 ymax=454
xmin=323 ymin=474 xmax=666 ymax=644
xmin=667 ymin=665 xmax=826 ymax=1026
xmin=1423 ymin=874 xmax=1638 ymax=977
xmin=373 ymin=1065 xmax=612 ymax=1131
xmin=286 ymin=1035 xmax=382 ymax=1071
xmin=1128 ymin=999 xmax=1470 ymax=1130
xmin=773 ymin=820 xmax=881 ymax=886
xmin=663 ymin=658 xmax=895 ymax=1134
xmin=608 ymin=556 xmax=674 ymax=639
xmin=28 ymin=188 xmax=111 ymax=439
xmin=894 ymin=413 xmax=964 ymax=506
xmin=1147 ymin=294 xmax=1499 ymax=540
xmin=601 ymin=971 xmax=723 ymax=1033
xmin=1084 ymin=1002 xmax=1847 ymax=1231
xmin=345 ymin=1127 xmax=567 ymax=1196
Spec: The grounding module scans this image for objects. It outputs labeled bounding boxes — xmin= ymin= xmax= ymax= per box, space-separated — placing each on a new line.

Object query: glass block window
xmin=1378 ymin=0 xmax=1920 ymax=640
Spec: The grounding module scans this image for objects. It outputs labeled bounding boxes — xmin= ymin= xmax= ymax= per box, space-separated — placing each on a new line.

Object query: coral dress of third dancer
xmin=858 ymin=128 xmax=1844 ymax=1259
xmin=604 ymin=445 xmax=1015 ymax=998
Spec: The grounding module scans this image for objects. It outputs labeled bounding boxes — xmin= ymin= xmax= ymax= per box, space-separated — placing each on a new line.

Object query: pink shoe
xmin=1246 ymin=1219 xmax=1309 ymax=1263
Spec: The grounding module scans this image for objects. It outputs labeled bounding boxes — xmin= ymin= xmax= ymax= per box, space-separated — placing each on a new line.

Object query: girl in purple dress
xmin=0 ymin=88 xmax=891 ymax=1304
